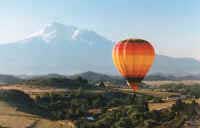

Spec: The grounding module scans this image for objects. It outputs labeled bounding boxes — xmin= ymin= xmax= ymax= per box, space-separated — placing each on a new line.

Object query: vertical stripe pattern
xmin=112 ymin=39 xmax=155 ymax=91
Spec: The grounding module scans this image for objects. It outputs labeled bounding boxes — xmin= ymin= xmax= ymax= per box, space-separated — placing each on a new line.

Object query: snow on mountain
xmin=22 ymin=22 xmax=111 ymax=45
xmin=0 ymin=22 xmax=199 ymax=75
xmin=24 ymin=22 xmax=76 ymax=42
xmin=0 ymin=22 xmax=114 ymax=75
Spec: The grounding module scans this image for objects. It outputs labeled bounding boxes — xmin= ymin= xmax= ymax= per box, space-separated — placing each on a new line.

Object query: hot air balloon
xmin=112 ymin=38 xmax=155 ymax=91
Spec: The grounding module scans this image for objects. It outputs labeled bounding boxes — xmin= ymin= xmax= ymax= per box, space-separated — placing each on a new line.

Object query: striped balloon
xmin=112 ymin=39 xmax=155 ymax=91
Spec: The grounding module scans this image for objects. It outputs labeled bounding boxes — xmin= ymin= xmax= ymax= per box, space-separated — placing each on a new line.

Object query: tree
xmin=76 ymin=76 xmax=88 ymax=84
xmin=98 ymin=81 xmax=105 ymax=88
xmin=171 ymin=99 xmax=184 ymax=112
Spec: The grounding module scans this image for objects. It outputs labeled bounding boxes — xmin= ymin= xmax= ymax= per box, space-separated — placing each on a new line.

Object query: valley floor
xmin=0 ymin=83 xmax=200 ymax=128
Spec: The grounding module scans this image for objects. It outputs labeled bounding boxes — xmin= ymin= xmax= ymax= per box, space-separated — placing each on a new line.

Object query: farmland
xmin=0 ymin=78 xmax=199 ymax=127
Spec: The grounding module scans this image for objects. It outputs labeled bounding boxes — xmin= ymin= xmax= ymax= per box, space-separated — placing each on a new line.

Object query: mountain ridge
xmin=0 ymin=22 xmax=199 ymax=75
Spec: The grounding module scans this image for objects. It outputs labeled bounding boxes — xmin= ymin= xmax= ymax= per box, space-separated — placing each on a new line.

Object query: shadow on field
xmin=0 ymin=89 xmax=50 ymax=119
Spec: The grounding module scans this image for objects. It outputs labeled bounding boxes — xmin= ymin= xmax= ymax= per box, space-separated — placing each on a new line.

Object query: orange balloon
xmin=112 ymin=39 xmax=155 ymax=91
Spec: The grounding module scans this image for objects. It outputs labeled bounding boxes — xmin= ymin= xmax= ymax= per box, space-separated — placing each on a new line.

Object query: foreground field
xmin=0 ymin=85 xmax=182 ymax=112
xmin=0 ymin=100 xmax=75 ymax=128
xmin=0 ymin=82 xmax=200 ymax=128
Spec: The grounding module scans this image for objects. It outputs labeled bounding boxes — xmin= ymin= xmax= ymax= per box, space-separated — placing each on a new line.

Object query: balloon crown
xmin=121 ymin=38 xmax=149 ymax=43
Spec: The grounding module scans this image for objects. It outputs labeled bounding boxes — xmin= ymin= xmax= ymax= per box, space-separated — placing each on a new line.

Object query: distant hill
xmin=150 ymin=55 xmax=200 ymax=75
xmin=145 ymin=74 xmax=200 ymax=81
xmin=0 ymin=74 xmax=21 ymax=84
xmin=72 ymin=71 xmax=200 ymax=82
xmin=20 ymin=73 xmax=67 ymax=80
xmin=70 ymin=71 xmax=121 ymax=81
xmin=0 ymin=22 xmax=200 ymax=75
xmin=2 ymin=71 xmax=200 ymax=86
xmin=70 ymin=71 xmax=125 ymax=85
xmin=21 ymin=75 xmax=93 ymax=89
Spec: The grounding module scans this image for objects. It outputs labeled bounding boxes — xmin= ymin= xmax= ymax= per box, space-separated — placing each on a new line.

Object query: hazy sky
xmin=0 ymin=0 xmax=200 ymax=59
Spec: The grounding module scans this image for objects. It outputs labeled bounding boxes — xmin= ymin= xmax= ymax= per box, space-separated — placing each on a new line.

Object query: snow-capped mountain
xmin=0 ymin=22 xmax=114 ymax=74
xmin=22 ymin=22 xmax=110 ymax=45
xmin=24 ymin=22 xmax=77 ymax=42
xmin=0 ymin=22 xmax=200 ymax=75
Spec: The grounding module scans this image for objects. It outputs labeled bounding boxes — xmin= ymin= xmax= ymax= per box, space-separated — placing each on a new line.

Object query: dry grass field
xmin=0 ymin=84 xmax=77 ymax=128
xmin=148 ymin=101 xmax=175 ymax=111
xmin=0 ymin=84 xmax=106 ymax=98
xmin=118 ymin=88 xmax=180 ymax=98
xmin=138 ymin=89 xmax=180 ymax=98
xmin=144 ymin=80 xmax=200 ymax=86
xmin=0 ymin=84 xmax=68 ymax=99
xmin=149 ymin=98 xmax=200 ymax=111
xmin=0 ymin=100 xmax=75 ymax=128
xmin=0 ymin=84 xmax=67 ymax=94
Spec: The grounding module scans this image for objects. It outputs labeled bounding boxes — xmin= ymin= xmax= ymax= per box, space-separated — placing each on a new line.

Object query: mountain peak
xmin=24 ymin=22 xmax=77 ymax=42
xmin=23 ymin=22 xmax=111 ymax=44
xmin=0 ymin=22 xmax=200 ymax=75
xmin=45 ymin=22 xmax=66 ymax=28
xmin=43 ymin=22 xmax=76 ymax=34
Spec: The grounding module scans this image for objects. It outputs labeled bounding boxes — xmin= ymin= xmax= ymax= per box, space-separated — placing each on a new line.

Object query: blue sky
xmin=0 ymin=0 xmax=200 ymax=58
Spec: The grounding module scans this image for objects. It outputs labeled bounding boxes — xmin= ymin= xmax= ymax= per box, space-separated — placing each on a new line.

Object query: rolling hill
xmin=71 ymin=71 xmax=200 ymax=82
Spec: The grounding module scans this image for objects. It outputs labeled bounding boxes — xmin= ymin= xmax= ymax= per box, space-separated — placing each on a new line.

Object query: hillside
xmin=0 ymin=75 xmax=21 ymax=84
xmin=21 ymin=76 xmax=92 ymax=89
xmin=151 ymin=55 xmax=200 ymax=75
xmin=0 ymin=90 xmax=74 ymax=128
xmin=71 ymin=71 xmax=200 ymax=82
xmin=70 ymin=71 xmax=124 ymax=84
xmin=1 ymin=71 xmax=200 ymax=86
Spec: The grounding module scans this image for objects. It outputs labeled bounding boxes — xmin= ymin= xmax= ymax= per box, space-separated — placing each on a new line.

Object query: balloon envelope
xmin=112 ymin=39 xmax=155 ymax=91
